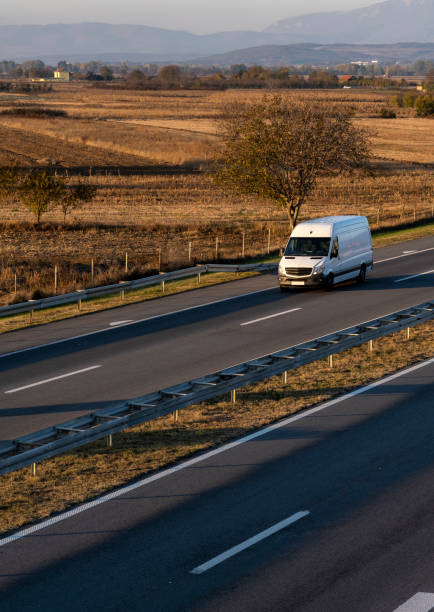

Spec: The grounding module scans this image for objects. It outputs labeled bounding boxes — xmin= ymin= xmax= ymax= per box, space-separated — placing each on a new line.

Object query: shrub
xmin=0 ymin=107 xmax=67 ymax=118
xmin=414 ymin=94 xmax=434 ymax=117
xmin=379 ymin=108 xmax=396 ymax=118
xmin=402 ymin=93 xmax=417 ymax=108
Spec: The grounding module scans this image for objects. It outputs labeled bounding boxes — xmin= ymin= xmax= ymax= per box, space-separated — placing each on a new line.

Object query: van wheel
xmin=280 ymin=285 xmax=290 ymax=292
xmin=325 ymin=274 xmax=334 ymax=291
xmin=357 ymin=265 xmax=366 ymax=284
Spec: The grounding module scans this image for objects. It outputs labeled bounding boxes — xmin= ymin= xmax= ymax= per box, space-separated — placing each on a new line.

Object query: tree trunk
xmin=288 ymin=199 xmax=303 ymax=234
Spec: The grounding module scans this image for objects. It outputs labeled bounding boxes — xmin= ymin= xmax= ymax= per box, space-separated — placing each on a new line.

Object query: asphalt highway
xmin=0 ymin=235 xmax=433 ymax=443
xmin=1 ymin=357 xmax=433 ymax=612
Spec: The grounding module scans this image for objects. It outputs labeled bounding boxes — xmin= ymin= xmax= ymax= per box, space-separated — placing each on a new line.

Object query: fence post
xmin=161 ymin=279 xmax=165 ymax=293
xmin=215 ymin=237 xmax=219 ymax=260
xmin=267 ymin=228 xmax=271 ymax=254
xmin=188 ymin=241 xmax=192 ymax=264
xmin=125 ymin=252 xmax=128 ymax=274
xmin=328 ymin=354 xmax=333 ymax=368
xmin=173 ymin=410 xmax=179 ymax=424
xmin=77 ymin=298 xmax=82 ymax=311
xmin=54 ymin=265 xmax=58 ymax=294
xmin=158 ymin=247 xmax=161 ymax=273
xmin=231 ymin=389 xmax=237 ymax=403
xmin=31 ymin=462 xmax=37 ymax=477
xmin=14 ymin=273 xmax=17 ymax=294
xmin=197 ymin=271 xmax=201 ymax=284
xmin=283 ymin=371 xmax=288 ymax=384
xmin=368 ymin=339 xmax=373 ymax=352
xmin=91 ymin=259 xmax=94 ymax=286
xmin=106 ymin=434 xmax=113 ymax=448
xmin=406 ymin=327 xmax=410 ymax=340
xmin=242 ymin=232 xmax=245 ymax=258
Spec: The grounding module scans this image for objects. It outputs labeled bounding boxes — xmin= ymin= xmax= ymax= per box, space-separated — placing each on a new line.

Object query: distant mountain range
xmin=0 ymin=0 xmax=432 ymax=64
xmin=194 ymin=43 xmax=434 ymax=67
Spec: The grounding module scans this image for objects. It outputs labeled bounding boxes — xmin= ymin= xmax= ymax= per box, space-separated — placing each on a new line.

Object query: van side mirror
xmin=330 ymin=248 xmax=338 ymax=259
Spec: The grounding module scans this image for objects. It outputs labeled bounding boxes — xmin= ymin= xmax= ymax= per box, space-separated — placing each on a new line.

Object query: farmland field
xmin=0 ymin=83 xmax=433 ymax=303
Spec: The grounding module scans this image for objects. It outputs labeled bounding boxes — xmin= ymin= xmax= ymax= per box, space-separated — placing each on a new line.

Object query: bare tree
xmin=20 ymin=170 xmax=65 ymax=223
xmin=58 ymin=182 xmax=97 ymax=223
xmin=215 ymin=95 xmax=370 ymax=232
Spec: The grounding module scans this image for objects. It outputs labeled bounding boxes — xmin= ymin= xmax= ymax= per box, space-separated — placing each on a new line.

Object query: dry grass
xmin=1 ymin=319 xmax=433 ymax=536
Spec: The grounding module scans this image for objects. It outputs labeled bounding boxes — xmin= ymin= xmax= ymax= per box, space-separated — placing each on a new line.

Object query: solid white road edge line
xmin=376 ymin=246 xmax=434 ymax=264
xmin=4 ymin=365 xmax=102 ymax=394
xmin=1 ymin=355 xmax=433 ymax=549
xmin=393 ymin=592 xmax=434 ymax=612
xmin=0 ymin=286 xmax=278 ymax=360
xmin=394 ymin=269 xmax=434 ymax=283
xmin=190 ymin=510 xmax=310 ymax=575
xmin=241 ymin=308 xmax=301 ymax=326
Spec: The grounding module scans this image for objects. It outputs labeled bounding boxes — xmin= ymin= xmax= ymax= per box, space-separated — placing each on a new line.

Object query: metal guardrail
xmin=0 ymin=299 xmax=432 ymax=476
xmin=0 ymin=262 xmax=277 ymax=319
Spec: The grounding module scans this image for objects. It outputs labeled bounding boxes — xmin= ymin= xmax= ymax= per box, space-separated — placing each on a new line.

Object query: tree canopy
xmin=215 ymin=96 xmax=370 ymax=231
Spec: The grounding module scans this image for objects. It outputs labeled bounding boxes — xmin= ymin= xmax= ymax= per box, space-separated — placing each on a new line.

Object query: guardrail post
xmin=215 ymin=237 xmax=219 ymax=259
xmin=120 ymin=289 xmax=125 ymax=300
xmin=161 ymin=279 xmax=165 ymax=293
xmin=106 ymin=434 xmax=113 ymax=448
xmin=54 ymin=265 xmax=58 ymax=294
xmin=173 ymin=410 xmax=179 ymax=424
xmin=267 ymin=228 xmax=271 ymax=254
xmin=188 ymin=241 xmax=192 ymax=264
xmin=283 ymin=371 xmax=288 ymax=384
xmin=197 ymin=271 xmax=201 ymax=284
xmin=77 ymin=298 xmax=82 ymax=312
xmin=368 ymin=339 xmax=373 ymax=352
xmin=231 ymin=389 xmax=237 ymax=403
xmin=31 ymin=462 xmax=37 ymax=477
xmin=14 ymin=273 xmax=17 ymax=294
xmin=328 ymin=354 xmax=333 ymax=368
xmin=125 ymin=252 xmax=128 ymax=274
xmin=242 ymin=232 xmax=245 ymax=258
xmin=406 ymin=327 xmax=410 ymax=340
xmin=29 ymin=308 xmax=34 ymax=324
xmin=91 ymin=258 xmax=94 ymax=286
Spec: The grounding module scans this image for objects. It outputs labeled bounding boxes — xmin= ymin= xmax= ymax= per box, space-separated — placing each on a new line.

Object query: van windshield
xmin=285 ymin=237 xmax=330 ymax=257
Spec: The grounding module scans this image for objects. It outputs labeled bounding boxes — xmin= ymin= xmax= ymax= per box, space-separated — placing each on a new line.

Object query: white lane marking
xmin=394 ymin=269 xmax=434 ymax=284
xmin=4 ymin=365 xmax=102 ymax=394
xmin=376 ymin=246 xmax=434 ymax=264
xmin=109 ymin=320 xmax=133 ymax=326
xmin=190 ymin=510 xmax=310 ymax=575
xmin=0 ymin=286 xmax=278 ymax=360
xmin=403 ymin=250 xmax=417 ymax=254
xmin=1 ymin=355 xmax=433 ymax=549
xmin=393 ymin=592 xmax=434 ymax=611
xmin=241 ymin=308 xmax=301 ymax=326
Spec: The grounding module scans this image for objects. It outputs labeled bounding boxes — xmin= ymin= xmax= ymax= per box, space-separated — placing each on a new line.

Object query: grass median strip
xmin=1 ymin=319 xmax=433 ymax=536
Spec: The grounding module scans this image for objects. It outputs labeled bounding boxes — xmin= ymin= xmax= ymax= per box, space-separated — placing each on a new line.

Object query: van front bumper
xmin=278 ymin=273 xmax=324 ymax=287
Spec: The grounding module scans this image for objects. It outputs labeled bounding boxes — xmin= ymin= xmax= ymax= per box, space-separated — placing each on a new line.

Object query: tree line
xmin=0 ymin=168 xmax=96 ymax=224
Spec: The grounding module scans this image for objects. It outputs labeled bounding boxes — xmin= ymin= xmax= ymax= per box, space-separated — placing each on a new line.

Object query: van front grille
xmin=285 ymin=267 xmax=312 ymax=277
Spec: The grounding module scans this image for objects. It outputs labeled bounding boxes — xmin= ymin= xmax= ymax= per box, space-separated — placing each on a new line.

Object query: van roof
xmin=290 ymin=215 xmax=368 ymax=238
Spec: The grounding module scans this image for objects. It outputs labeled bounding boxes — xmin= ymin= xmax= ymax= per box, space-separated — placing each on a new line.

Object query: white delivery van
xmin=278 ymin=215 xmax=373 ymax=290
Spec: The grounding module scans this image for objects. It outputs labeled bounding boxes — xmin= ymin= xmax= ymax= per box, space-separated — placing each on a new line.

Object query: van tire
xmin=357 ymin=265 xmax=366 ymax=284
xmin=280 ymin=285 xmax=290 ymax=292
xmin=325 ymin=274 xmax=334 ymax=291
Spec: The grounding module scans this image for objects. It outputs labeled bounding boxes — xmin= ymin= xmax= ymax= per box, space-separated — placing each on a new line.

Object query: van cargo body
xmin=278 ymin=215 xmax=373 ymax=290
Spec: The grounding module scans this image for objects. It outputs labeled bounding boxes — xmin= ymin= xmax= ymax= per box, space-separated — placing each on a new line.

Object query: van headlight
xmin=313 ymin=262 xmax=325 ymax=275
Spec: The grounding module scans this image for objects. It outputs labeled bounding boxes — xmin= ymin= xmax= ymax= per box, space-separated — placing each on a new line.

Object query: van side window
xmin=330 ymin=237 xmax=339 ymax=258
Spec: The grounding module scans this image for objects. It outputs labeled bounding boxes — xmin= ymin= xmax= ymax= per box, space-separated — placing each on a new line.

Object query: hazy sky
xmin=1 ymin=0 xmax=381 ymax=33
